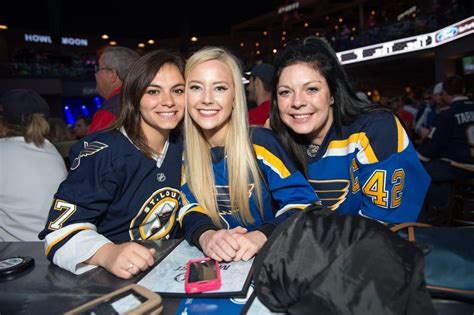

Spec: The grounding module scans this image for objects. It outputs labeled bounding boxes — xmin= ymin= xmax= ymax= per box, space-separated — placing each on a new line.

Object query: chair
xmin=432 ymin=298 xmax=474 ymax=315
xmin=447 ymin=178 xmax=474 ymax=226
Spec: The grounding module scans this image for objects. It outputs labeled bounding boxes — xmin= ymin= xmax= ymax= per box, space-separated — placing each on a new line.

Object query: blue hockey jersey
xmin=306 ymin=112 xmax=429 ymax=223
xmin=418 ymin=98 xmax=474 ymax=170
xmin=39 ymin=129 xmax=183 ymax=261
xmin=179 ymin=127 xmax=320 ymax=243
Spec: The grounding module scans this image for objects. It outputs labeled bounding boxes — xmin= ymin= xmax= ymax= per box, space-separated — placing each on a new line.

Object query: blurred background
xmin=0 ymin=0 xmax=472 ymax=124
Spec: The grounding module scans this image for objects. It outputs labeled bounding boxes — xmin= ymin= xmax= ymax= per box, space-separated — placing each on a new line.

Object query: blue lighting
xmin=63 ymin=105 xmax=75 ymax=125
xmin=94 ymin=96 xmax=102 ymax=109
xmin=81 ymin=105 xmax=90 ymax=117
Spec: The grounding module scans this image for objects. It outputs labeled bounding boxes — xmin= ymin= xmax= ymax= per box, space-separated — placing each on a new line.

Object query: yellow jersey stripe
xmin=325 ymin=133 xmax=378 ymax=164
xmin=180 ymin=191 xmax=190 ymax=205
xmin=253 ymin=144 xmax=291 ymax=178
xmin=178 ymin=206 xmax=208 ymax=226
xmin=394 ymin=116 xmax=405 ymax=153
xmin=180 ymin=165 xmax=186 ymax=186
xmin=45 ymin=226 xmax=90 ymax=257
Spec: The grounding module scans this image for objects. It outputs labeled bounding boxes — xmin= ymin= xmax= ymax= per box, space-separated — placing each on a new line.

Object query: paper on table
xmin=243 ymin=293 xmax=286 ymax=315
xmin=138 ymin=241 xmax=253 ymax=296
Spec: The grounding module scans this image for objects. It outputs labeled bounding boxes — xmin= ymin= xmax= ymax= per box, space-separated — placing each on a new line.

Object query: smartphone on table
xmin=184 ymin=257 xmax=222 ymax=294
xmin=64 ymin=284 xmax=162 ymax=314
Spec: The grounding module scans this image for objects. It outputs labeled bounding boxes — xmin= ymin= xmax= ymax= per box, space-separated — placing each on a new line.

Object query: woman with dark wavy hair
xmin=270 ymin=37 xmax=429 ymax=223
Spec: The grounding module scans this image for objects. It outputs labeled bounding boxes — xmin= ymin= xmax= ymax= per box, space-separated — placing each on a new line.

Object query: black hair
xmin=269 ymin=37 xmax=389 ymax=176
xmin=443 ymin=75 xmax=465 ymax=96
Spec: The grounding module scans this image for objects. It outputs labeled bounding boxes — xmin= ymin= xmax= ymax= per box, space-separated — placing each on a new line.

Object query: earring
xmin=330 ymin=97 xmax=334 ymax=105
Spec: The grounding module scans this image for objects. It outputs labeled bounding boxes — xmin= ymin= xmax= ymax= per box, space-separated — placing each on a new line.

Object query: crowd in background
xmin=0 ymin=0 xmax=471 ymax=79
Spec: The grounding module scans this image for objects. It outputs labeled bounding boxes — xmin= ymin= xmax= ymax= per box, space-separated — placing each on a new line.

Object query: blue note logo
xmin=70 ymin=141 xmax=108 ymax=170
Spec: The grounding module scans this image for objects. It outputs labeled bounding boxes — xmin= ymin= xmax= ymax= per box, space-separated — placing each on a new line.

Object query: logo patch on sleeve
xmin=309 ymin=179 xmax=350 ymax=210
xmin=70 ymin=141 xmax=109 ymax=170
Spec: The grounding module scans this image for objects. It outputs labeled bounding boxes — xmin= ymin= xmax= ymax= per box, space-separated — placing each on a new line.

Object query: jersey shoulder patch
xmin=70 ymin=141 xmax=109 ymax=170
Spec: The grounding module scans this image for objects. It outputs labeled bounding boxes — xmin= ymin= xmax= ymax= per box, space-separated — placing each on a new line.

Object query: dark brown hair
xmin=109 ymin=50 xmax=185 ymax=158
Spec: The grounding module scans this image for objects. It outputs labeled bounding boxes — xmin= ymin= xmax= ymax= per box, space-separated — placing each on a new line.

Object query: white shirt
xmin=0 ymin=137 xmax=67 ymax=241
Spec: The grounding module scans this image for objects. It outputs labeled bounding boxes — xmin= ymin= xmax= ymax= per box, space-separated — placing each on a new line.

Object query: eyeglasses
xmin=94 ymin=65 xmax=112 ymax=73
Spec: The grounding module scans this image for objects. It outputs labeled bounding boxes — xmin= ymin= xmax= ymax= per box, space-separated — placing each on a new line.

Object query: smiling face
xmin=277 ymin=62 xmax=334 ymax=144
xmin=139 ymin=63 xmax=185 ymax=141
xmin=186 ymin=59 xmax=235 ymax=147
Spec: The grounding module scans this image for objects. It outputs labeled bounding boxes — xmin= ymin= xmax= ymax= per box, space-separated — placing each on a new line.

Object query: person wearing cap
xmin=417 ymin=75 xmax=474 ymax=221
xmin=0 ymin=89 xmax=68 ymax=241
xmin=88 ymin=46 xmax=140 ymax=134
xmin=247 ymin=63 xmax=275 ymax=126
xmin=414 ymin=82 xmax=448 ymax=142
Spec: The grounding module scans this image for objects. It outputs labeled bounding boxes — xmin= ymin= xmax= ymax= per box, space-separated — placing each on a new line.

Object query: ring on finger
xmin=127 ymin=263 xmax=134 ymax=270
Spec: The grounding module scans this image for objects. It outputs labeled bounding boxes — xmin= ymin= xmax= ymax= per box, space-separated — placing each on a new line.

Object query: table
xmin=0 ymin=240 xmax=182 ymax=315
xmin=1 ymin=241 xmax=472 ymax=315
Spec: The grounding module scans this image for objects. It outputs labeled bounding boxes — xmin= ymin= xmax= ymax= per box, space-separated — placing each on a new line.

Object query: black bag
xmin=253 ymin=205 xmax=435 ymax=315
xmin=391 ymin=222 xmax=474 ymax=302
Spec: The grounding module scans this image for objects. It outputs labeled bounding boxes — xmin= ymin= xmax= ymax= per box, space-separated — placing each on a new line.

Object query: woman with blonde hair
xmin=179 ymin=46 xmax=318 ymax=262
xmin=0 ymin=90 xmax=67 ymax=241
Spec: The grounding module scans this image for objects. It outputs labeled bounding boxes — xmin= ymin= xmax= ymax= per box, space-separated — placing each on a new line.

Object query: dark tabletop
xmin=1 ymin=241 xmax=472 ymax=315
xmin=0 ymin=240 xmax=182 ymax=315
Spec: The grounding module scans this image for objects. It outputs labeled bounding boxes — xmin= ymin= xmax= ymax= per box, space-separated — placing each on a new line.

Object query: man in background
xmin=88 ymin=46 xmax=139 ymax=134
xmin=418 ymin=75 xmax=474 ymax=221
xmin=247 ymin=63 xmax=275 ymax=126
xmin=73 ymin=115 xmax=90 ymax=139
xmin=414 ymin=82 xmax=448 ymax=142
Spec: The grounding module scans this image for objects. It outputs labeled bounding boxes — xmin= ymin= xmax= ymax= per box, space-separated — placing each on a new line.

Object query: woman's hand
xmin=87 ymin=242 xmax=156 ymax=279
xmin=199 ymin=227 xmax=247 ymax=262
xmin=232 ymin=230 xmax=267 ymax=261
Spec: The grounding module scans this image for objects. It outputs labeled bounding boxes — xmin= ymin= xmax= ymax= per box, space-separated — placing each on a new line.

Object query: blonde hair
xmin=5 ymin=113 xmax=49 ymax=147
xmin=184 ymin=46 xmax=263 ymax=226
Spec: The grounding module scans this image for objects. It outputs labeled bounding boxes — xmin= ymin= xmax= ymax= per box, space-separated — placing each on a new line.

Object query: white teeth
xmin=158 ymin=112 xmax=175 ymax=117
xmin=293 ymin=114 xmax=311 ymax=119
xmin=199 ymin=109 xmax=218 ymax=114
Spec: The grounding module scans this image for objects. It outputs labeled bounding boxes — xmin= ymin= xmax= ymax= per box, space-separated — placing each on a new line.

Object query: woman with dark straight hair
xmin=40 ymin=50 xmax=186 ymax=279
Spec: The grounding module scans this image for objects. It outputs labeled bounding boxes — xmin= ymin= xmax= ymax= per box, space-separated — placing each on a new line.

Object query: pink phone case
xmin=184 ymin=257 xmax=222 ymax=294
